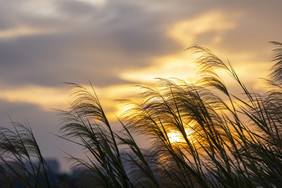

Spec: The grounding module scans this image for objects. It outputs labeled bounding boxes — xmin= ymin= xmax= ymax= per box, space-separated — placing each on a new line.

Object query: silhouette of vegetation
xmin=0 ymin=42 xmax=281 ymax=187
xmin=0 ymin=122 xmax=62 ymax=187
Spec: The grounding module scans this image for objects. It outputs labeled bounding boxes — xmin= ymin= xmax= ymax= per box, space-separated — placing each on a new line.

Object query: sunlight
xmin=120 ymin=53 xmax=197 ymax=84
xmin=167 ymin=129 xmax=193 ymax=144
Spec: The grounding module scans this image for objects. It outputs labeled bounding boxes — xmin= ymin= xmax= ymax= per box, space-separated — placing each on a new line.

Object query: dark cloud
xmin=0 ymin=0 xmax=24 ymax=29
xmin=56 ymin=0 xmax=97 ymax=17
xmin=0 ymin=0 xmax=281 ymax=87
xmin=0 ymin=0 xmax=184 ymax=87
xmin=0 ymin=0 xmax=281 ymax=89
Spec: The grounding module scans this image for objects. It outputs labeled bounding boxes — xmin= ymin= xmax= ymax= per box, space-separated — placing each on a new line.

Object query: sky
xmin=0 ymin=0 xmax=282 ymax=173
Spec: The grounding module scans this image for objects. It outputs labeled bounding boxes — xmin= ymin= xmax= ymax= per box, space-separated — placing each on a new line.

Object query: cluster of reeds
xmin=0 ymin=122 xmax=60 ymax=187
xmin=0 ymin=42 xmax=281 ymax=187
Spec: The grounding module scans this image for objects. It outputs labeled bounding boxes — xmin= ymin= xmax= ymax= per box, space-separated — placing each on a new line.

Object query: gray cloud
xmin=212 ymin=1 xmax=282 ymax=60
xmin=56 ymin=0 xmax=97 ymax=17
xmin=0 ymin=0 xmax=281 ymax=87
xmin=0 ymin=0 xmax=184 ymax=87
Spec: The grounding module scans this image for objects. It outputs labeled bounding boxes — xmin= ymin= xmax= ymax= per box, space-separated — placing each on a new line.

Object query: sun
xmin=167 ymin=129 xmax=193 ymax=144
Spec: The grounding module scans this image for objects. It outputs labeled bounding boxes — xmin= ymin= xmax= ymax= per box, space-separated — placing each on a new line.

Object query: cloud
xmin=119 ymin=8 xmax=274 ymax=89
xmin=0 ymin=0 xmax=281 ymax=106
xmin=0 ymin=0 xmax=280 ymax=118
xmin=55 ymin=0 xmax=98 ymax=17
xmin=120 ymin=53 xmax=197 ymax=84
xmin=0 ymin=0 xmax=184 ymax=88
xmin=0 ymin=85 xmax=69 ymax=111
xmin=0 ymin=25 xmax=63 ymax=39
xmin=169 ymin=10 xmax=238 ymax=47
xmin=0 ymin=83 xmax=141 ymax=121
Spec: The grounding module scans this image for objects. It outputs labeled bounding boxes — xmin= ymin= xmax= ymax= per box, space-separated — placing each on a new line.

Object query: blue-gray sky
xmin=0 ymin=0 xmax=282 ymax=172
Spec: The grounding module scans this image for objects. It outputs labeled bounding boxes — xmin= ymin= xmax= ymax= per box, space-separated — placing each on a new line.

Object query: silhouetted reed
xmin=0 ymin=42 xmax=281 ymax=187
xmin=0 ymin=122 xmax=60 ymax=187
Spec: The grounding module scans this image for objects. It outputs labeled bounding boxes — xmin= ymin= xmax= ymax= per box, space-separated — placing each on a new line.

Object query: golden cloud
xmin=0 ymin=24 xmax=67 ymax=40
xmin=169 ymin=10 xmax=238 ymax=47
xmin=0 ymin=84 xmax=141 ymax=121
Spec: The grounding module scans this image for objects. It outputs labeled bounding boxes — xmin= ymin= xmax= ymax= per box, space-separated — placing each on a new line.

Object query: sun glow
xmin=167 ymin=129 xmax=194 ymax=144
xmin=120 ymin=53 xmax=198 ymax=84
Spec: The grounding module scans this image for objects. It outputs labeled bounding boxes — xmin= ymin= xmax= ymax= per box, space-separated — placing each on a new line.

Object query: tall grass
xmin=0 ymin=121 xmax=60 ymax=187
xmin=0 ymin=42 xmax=281 ymax=187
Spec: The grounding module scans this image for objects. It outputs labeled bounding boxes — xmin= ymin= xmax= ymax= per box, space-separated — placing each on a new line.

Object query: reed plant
xmin=0 ymin=42 xmax=281 ymax=187
xmin=0 ymin=121 xmax=60 ymax=187
xmin=60 ymin=42 xmax=281 ymax=187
